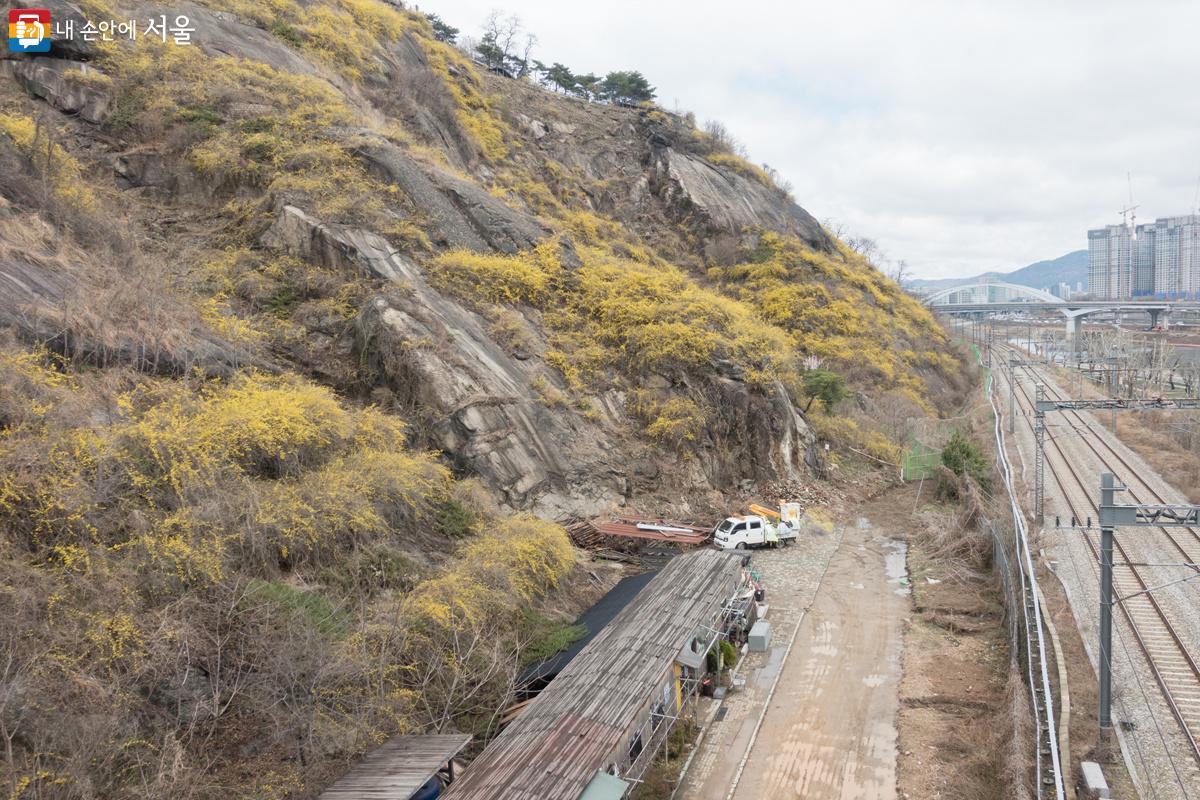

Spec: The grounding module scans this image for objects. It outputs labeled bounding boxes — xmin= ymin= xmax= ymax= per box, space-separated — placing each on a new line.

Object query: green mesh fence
xmin=969 ymin=343 xmax=993 ymax=396
xmin=902 ymin=440 xmax=941 ymax=481
xmin=901 ymin=338 xmax=991 ymax=480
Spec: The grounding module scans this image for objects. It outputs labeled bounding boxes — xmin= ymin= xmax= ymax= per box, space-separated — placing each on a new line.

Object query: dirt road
xmin=729 ymin=519 xmax=908 ymax=800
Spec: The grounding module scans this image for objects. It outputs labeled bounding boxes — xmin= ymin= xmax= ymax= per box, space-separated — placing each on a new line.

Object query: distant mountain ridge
xmin=911 ymin=250 xmax=1087 ymax=293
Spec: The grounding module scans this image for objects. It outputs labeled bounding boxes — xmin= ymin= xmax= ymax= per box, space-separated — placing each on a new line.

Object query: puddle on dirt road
xmin=882 ymin=539 xmax=910 ymax=597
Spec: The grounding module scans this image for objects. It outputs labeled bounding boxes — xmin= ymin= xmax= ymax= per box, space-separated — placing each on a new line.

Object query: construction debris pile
xmin=749 ymin=478 xmax=842 ymax=508
xmin=565 ymin=517 xmax=713 ymax=560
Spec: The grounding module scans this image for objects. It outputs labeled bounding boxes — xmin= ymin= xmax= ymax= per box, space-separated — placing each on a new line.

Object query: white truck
xmin=712 ymin=503 xmax=803 ymax=550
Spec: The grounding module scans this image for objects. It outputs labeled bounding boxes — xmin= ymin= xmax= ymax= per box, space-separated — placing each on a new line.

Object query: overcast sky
xmin=425 ymin=0 xmax=1200 ymax=279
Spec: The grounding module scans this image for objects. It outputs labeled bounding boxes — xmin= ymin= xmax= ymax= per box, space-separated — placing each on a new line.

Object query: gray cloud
xmin=428 ymin=0 xmax=1200 ymax=278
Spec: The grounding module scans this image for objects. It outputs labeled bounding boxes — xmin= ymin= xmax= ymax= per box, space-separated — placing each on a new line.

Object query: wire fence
xmin=984 ymin=346 xmax=1068 ymax=800
xmin=986 ymin=518 xmax=1019 ymax=650
xmin=901 ymin=441 xmax=941 ymax=481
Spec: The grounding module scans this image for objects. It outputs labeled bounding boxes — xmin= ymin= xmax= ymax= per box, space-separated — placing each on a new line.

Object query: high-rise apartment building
xmin=1087 ymin=214 xmax=1200 ymax=298
xmin=1152 ymin=215 xmax=1200 ymax=298
xmin=1087 ymin=224 xmax=1132 ymax=299
xmin=1134 ymin=222 xmax=1156 ymax=296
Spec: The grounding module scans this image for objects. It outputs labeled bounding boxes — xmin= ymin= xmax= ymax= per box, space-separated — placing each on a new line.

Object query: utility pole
xmin=985 ymin=318 xmax=992 ymax=368
xmin=1112 ymin=358 xmax=1120 ymax=430
xmin=1034 ymin=383 xmax=1045 ymax=518
xmin=1093 ymin=474 xmax=1200 ymax=754
xmin=1098 ymin=472 xmax=1116 ymax=741
xmin=1008 ymin=353 xmax=1018 ymax=434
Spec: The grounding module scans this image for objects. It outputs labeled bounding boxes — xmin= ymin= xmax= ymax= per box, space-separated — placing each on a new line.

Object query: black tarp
xmin=518 ymin=569 xmax=659 ymax=694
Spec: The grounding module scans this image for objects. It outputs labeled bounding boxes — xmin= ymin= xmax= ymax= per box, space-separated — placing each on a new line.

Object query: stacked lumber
xmin=564 ymin=518 xmax=609 ymax=550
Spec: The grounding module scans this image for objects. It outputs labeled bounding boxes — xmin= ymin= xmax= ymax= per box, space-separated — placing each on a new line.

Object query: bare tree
xmin=0 ymin=639 xmax=34 ymax=800
xmin=821 ymin=217 xmax=849 ymax=240
xmin=761 ymin=164 xmax=793 ymax=196
xmin=481 ymin=10 xmax=522 ymax=61
xmin=400 ymin=609 xmax=527 ymax=735
xmin=517 ymin=33 xmax=537 ymax=77
xmin=845 ymin=235 xmax=879 ymax=260
xmin=702 ymin=119 xmax=744 ymax=156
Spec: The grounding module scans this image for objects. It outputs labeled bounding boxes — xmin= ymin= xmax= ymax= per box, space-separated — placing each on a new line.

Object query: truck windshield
xmin=716 ymin=520 xmax=734 ymax=535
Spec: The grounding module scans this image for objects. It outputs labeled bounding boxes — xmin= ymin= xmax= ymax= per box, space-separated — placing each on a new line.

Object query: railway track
xmin=998 ymin=343 xmax=1200 ymax=782
xmin=1018 ymin=356 xmax=1200 ymax=570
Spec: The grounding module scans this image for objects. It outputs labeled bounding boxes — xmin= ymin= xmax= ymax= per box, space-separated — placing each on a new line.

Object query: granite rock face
xmin=649 ymin=145 xmax=832 ymax=251
xmin=0 ymin=58 xmax=109 ymax=122
xmin=481 ymin=76 xmax=835 ymax=253
xmin=261 ymin=204 xmax=627 ymax=515
xmin=260 ymin=205 xmax=817 ymax=516
xmin=354 ymin=137 xmax=545 ymax=253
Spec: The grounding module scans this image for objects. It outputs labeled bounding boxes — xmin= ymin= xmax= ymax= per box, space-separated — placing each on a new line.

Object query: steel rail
xmin=1002 ymin=345 xmax=1200 ymax=770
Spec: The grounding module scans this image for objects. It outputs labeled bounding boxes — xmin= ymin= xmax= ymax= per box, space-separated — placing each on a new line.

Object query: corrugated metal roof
xmin=442 ymin=549 xmax=746 ymax=800
xmin=318 ymin=734 xmax=472 ymax=800
xmin=519 ymin=570 xmax=659 ymax=689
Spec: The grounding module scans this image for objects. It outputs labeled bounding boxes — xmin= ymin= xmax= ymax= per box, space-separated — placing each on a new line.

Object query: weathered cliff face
xmin=353 ymin=136 xmax=546 ymax=253
xmin=258 ymin=204 xmax=624 ymax=515
xmin=0 ymin=2 xmax=852 ymax=517
xmin=488 ymin=75 xmax=833 ymax=254
xmin=258 ymin=203 xmax=817 ymax=515
xmin=0 ymin=58 xmax=109 ymax=122
xmin=646 ymin=144 xmax=829 ymax=247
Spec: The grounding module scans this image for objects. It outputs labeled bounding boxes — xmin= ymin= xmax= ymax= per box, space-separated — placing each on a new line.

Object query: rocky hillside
xmin=0 ymin=2 xmax=967 ymax=797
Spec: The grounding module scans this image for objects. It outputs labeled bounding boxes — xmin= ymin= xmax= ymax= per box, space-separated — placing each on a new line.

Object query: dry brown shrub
xmin=1115 ymin=410 xmax=1200 ymax=503
xmin=914 ymin=491 xmax=991 ymax=578
xmin=0 ymin=213 xmax=255 ymax=376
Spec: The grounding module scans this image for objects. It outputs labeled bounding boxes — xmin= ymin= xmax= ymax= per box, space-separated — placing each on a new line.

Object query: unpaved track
xmin=730 ymin=520 xmax=908 ymax=800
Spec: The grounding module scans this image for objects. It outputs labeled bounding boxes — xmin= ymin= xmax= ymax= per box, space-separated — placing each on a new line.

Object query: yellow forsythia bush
xmin=401 ymin=514 xmax=575 ymax=629
xmin=427 ymin=241 xmax=561 ymax=307
xmin=461 ymin=514 xmax=576 ymax=602
xmin=0 ymin=112 xmax=98 ymax=211
xmin=0 ymin=362 xmax=448 ymax=583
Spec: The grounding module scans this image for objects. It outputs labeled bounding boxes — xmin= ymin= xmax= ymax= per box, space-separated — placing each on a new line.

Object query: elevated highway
xmin=922 ymin=282 xmax=1198 ymax=340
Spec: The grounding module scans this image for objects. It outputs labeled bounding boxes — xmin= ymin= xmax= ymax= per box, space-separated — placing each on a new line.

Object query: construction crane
xmin=1119 ymin=171 xmax=1139 ymax=229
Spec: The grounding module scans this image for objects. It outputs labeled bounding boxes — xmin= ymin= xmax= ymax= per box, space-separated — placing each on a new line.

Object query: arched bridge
xmin=922 ymin=280 xmax=1180 ymax=341
xmin=924 ymin=281 xmax=1060 ymax=306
